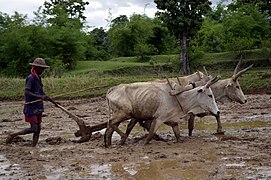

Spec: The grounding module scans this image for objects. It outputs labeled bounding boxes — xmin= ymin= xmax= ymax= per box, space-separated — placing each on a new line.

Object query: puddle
xmin=225 ymin=162 xmax=246 ymax=168
xmin=179 ymin=120 xmax=271 ymax=131
xmin=44 ymin=165 xmax=69 ymax=180
xmin=0 ymin=155 xmax=23 ymax=179
xmin=256 ymin=167 xmax=271 ymax=178
xmin=110 ymin=159 xmax=213 ymax=179
xmin=89 ymin=164 xmax=112 ymax=178
xmin=244 ymin=114 xmax=271 ymax=120
xmin=44 ymin=163 xmax=113 ymax=179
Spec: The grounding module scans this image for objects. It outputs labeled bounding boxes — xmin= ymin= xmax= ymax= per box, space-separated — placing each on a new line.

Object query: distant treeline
xmin=0 ymin=0 xmax=270 ymax=77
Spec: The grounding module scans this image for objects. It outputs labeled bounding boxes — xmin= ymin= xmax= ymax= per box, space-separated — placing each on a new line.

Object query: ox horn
xmin=232 ymin=64 xmax=253 ymax=81
xmin=203 ymin=66 xmax=208 ymax=76
xmin=233 ymin=55 xmax=243 ymax=76
xmin=206 ymin=75 xmax=220 ymax=88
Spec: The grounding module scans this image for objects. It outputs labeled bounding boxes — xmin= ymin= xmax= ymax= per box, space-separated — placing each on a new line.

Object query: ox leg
xmin=107 ymin=114 xmax=126 ymax=138
xmin=140 ymin=120 xmax=165 ymax=141
xmin=215 ymin=115 xmax=224 ymax=135
xmin=105 ymin=112 xmax=126 ymax=147
xmin=164 ymin=122 xmax=182 ymax=143
xmin=120 ymin=118 xmax=138 ymax=145
xmin=104 ymin=126 xmax=114 ymax=147
xmin=144 ymin=120 xmax=162 ymax=145
xmin=111 ymin=124 xmax=125 ymax=137
xmin=188 ymin=113 xmax=195 ymax=136
xmin=104 ymin=121 xmax=122 ymax=147
xmin=172 ymin=123 xmax=182 ymax=143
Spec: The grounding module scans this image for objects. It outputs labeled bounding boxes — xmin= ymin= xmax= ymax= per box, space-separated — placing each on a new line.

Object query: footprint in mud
xmin=218 ymin=135 xmax=241 ymax=141
xmin=12 ymin=136 xmax=27 ymax=143
xmin=1 ymin=118 xmax=22 ymax=122
xmin=45 ymin=137 xmax=65 ymax=145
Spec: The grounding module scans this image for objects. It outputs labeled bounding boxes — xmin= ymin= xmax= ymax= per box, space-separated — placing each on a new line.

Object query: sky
xmin=0 ymin=0 xmax=224 ymax=30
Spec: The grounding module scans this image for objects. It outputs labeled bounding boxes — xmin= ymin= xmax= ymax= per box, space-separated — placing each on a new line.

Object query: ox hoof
xmin=72 ymin=135 xmax=91 ymax=143
xmin=176 ymin=139 xmax=184 ymax=143
xmin=213 ymin=131 xmax=225 ymax=135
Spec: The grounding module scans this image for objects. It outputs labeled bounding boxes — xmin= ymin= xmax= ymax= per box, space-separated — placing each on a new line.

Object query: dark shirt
xmin=23 ymin=74 xmax=45 ymax=115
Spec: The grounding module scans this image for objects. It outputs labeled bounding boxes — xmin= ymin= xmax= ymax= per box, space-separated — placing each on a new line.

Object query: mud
xmin=0 ymin=94 xmax=271 ymax=179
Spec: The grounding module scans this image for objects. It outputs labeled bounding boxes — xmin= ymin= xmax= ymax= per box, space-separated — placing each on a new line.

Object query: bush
xmin=43 ymin=56 xmax=68 ymax=77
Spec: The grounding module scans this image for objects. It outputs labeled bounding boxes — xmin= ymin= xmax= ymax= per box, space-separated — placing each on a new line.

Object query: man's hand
xmin=40 ymin=95 xmax=51 ymax=101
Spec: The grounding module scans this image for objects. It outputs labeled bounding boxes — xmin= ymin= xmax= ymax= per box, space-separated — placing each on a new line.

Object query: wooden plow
xmin=49 ymin=99 xmax=109 ymax=143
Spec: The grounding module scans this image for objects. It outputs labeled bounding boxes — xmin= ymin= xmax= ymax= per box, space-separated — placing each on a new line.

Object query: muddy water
xmin=0 ymin=94 xmax=271 ymax=179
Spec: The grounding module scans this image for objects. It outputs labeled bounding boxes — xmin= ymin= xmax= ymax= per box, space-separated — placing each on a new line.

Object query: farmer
xmin=6 ymin=58 xmax=51 ymax=146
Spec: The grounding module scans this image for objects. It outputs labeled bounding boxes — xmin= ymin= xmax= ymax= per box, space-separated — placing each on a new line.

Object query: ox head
xmin=203 ymin=58 xmax=253 ymax=104
xmin=188 ymin=71 xmax=211 ymax=85
xmin=189 ymin=76 xmax=220 ymax=117
xmin=225 ymin=58 xmax=253 ymax=104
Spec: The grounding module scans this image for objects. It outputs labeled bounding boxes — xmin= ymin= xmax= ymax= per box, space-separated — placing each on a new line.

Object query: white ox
xmin=104 ymin=77 xmax=220 ymax=147
xmin=125 ymin=58 xmax=253 ymax=138
xmin=186 ymin=60 xmax=253 ymax=135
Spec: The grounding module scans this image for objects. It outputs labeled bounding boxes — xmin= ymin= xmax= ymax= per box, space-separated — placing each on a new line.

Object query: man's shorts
xmin=25 ymin=113 xmax=42 ymax=123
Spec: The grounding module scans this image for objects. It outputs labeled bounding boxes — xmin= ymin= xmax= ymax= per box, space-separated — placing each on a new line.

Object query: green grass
xmin=0 ymin=49 xmax=270 ymax=100
xmin=65 ymin=61 xmax=151 ymax=76
xmin=194 ymin=49 xmax=271 ymax=69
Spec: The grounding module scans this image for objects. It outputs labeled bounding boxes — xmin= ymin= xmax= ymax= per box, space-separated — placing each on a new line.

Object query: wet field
xmin=0 ymin=94 xmax=271 ymax=179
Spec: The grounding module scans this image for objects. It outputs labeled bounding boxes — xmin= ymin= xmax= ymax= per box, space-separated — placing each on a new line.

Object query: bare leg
xmin=6 ymin=129 xmax=31 ymax=144
xmin=32 ymin=123 xmax=41 ymax=147
xmin=6 ymin=123 xmax=38 ymax=144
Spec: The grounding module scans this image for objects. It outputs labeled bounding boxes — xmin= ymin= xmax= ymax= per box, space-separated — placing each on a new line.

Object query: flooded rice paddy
xmin=0 ymin=94 xmax=270 ymax=179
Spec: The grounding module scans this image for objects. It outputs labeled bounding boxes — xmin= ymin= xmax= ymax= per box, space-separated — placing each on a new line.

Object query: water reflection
xmin=111 ymin=159 xmax=212 ymax=180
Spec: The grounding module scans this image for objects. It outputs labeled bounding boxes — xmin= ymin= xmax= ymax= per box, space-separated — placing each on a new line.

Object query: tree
xmin=111 ymin=15 xmax=129 ymax=27
xmin=85 ymin=27 xmax=110 ymax=60
xmin=223 ymin=4 xmax=270 ymax=49
xmin=154 ymin=0 xmax=212 ymax=74
xmin=108 ymin=14 xmax=156 ymax=58
xmin=42 ymin=0 xmax=89 ymax=28
xmin=228 ymin=0 xmax=271 ymax=21
xmin=197 ymin=19 xmax=225 ymax=52
xmin=41 ymin=0 xmax=89 ymax=69
xmin=0 ymin=12 xmax=36 ymax=76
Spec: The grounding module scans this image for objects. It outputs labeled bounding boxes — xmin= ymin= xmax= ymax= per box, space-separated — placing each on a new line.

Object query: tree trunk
xmin=179 ymin=32 xmax=190 ymax=75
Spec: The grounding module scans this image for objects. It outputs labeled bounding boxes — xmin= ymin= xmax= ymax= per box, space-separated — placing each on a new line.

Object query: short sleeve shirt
xmin=23 ymin=74 xmax=45 ymax=115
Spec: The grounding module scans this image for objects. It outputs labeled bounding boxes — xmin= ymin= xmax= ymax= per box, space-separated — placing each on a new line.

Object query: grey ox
xmin=104 ymin=77 xmax=220 ymax=147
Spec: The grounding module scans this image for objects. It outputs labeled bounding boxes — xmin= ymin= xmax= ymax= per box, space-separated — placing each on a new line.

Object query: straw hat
xmin=29 ymin=58 xmax=50 ymax=68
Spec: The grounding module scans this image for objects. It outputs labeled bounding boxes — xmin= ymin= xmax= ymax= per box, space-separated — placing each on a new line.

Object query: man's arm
xmin=25 ymin=89 xmax=50 ymax=100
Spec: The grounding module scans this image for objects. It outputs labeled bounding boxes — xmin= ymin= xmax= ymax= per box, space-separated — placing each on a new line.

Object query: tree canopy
xmin=0 ymin=0 xmax=270 ymax=77
xmin=154 ymin=0 xmax=212 ymax=74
